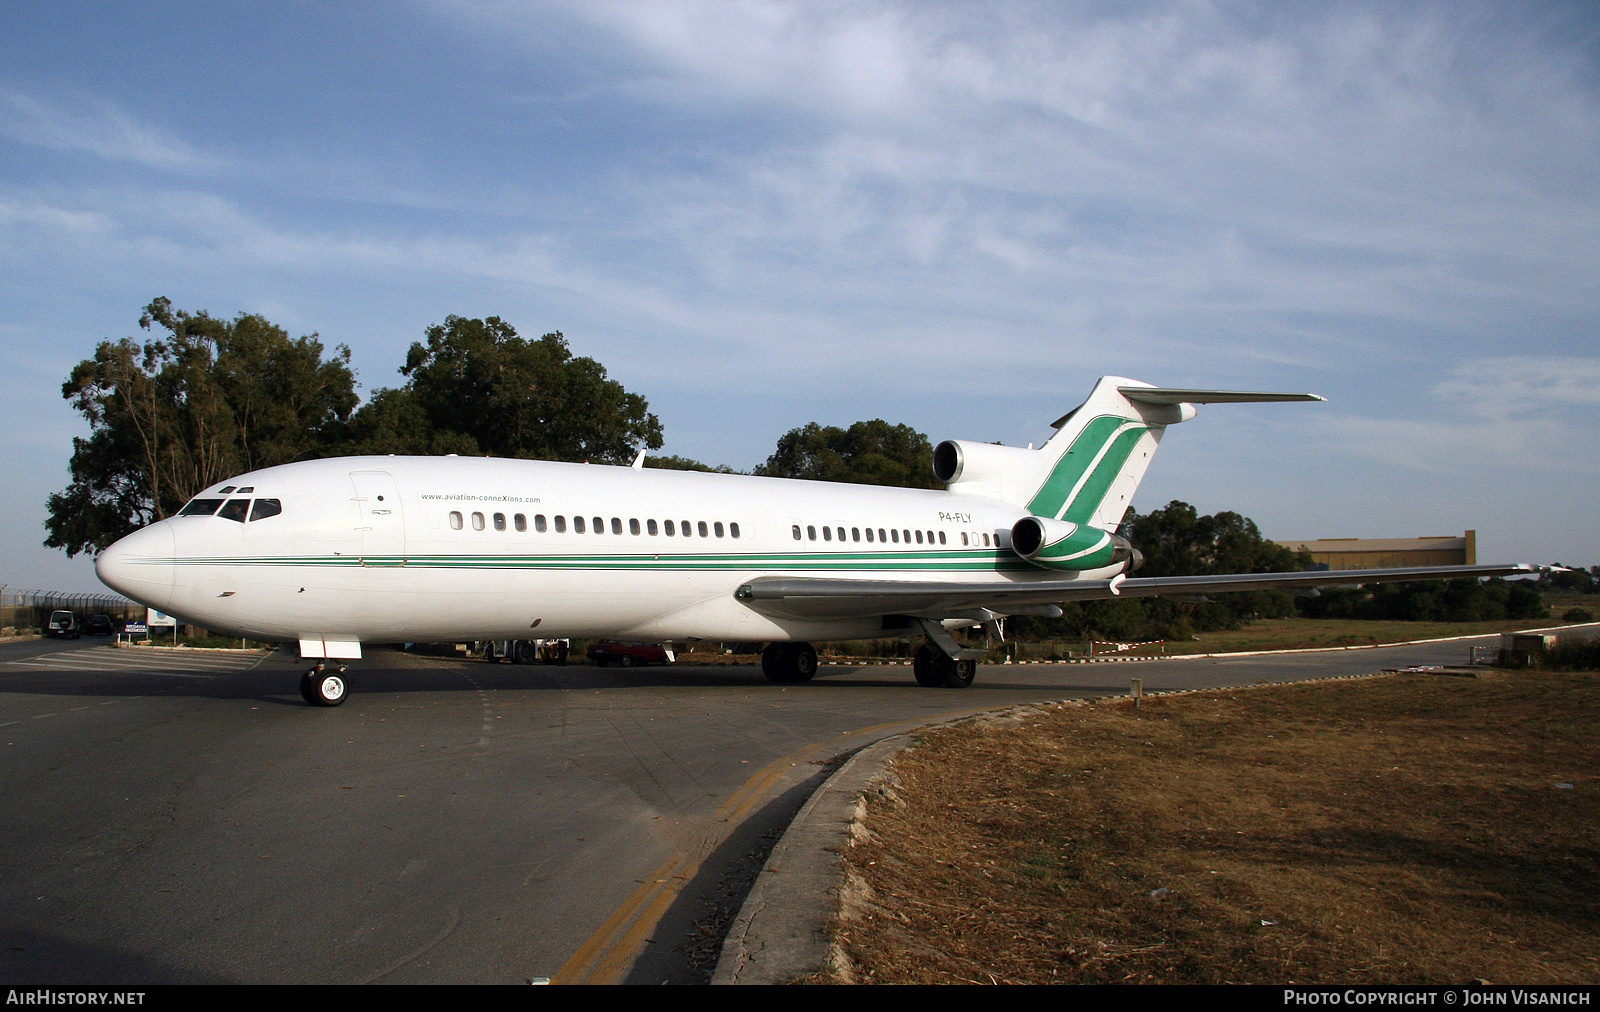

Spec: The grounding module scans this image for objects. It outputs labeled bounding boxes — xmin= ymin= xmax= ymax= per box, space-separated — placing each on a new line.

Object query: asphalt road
xmin=0 ymin=632 xmax=1532 ymax=984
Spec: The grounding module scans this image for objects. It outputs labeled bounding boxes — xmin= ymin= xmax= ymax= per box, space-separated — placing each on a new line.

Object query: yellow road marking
xmin=552 ymin=707 xmax=983 ymax=984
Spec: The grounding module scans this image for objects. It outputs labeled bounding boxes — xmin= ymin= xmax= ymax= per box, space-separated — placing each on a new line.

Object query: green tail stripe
xmin=1030 ymin=416 xmax=1145 ymax=518
xmin=1061 ymin=425 xmax=1148 ymax=523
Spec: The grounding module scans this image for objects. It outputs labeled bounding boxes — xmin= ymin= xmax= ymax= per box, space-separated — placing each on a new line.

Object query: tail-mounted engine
xmin=1011 ymin=516 xmax=1144 ymax=573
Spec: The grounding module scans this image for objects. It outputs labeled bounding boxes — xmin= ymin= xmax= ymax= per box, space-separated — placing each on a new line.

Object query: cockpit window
xmin=218 ymin=486 xmax=236 ymax=494
xmin=249 ymin=499 xmax=282 ymax=522
xmin=217 ymin=499 xmax=250 ymax=523
xmin=236 ymin=486 xmax=254 ymax=493
xmin=179 ymin=498 xmax=225 ymax=516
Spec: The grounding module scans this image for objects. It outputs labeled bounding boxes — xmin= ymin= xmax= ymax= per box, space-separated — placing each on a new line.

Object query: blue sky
xmin=2 ymin=1 xmax=1597 ymax=592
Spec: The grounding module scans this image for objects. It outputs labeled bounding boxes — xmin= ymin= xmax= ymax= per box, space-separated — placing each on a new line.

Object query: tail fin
xmin=933 ymin=377 xmax=1322 ymax=531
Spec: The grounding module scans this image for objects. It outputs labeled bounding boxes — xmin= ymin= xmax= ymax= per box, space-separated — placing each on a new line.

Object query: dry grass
xmin=832 ymin=669 xmax=1600 ymax=984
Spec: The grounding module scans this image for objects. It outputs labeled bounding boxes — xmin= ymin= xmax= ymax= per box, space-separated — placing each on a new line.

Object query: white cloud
xmin=1434 ymin=356 xmax=1600 ymax=418
xmin=0 ymin=91 xmax=229 ymax=174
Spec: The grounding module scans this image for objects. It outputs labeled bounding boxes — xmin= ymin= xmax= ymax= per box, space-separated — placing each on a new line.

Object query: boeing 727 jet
xmin=94 ymin=376 xmax=1537 ymax=706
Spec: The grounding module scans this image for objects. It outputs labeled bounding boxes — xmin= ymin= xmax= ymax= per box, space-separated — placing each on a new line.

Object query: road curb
xmin=711 ymin=732 xmax=914 ymax=984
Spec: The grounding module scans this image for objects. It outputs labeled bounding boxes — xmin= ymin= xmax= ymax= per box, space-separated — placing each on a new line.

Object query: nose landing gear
xmin=300 ymin=663 xmax=349 ymax=706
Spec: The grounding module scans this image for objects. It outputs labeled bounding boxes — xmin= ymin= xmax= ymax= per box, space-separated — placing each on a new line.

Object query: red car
xmin=586 ymin=642 xmax=670 ymax=667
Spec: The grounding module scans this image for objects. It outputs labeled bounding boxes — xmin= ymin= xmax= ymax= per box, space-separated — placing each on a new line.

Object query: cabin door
xmin=349 ymin=470 xmax=406 ymax=566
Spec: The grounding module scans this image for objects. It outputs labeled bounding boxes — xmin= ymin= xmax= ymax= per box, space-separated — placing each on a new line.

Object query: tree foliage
xmin=756 ymin=419 xmax=939 ymax=488
xmin=366 ymin=316 xmax=662 ymax=464
xmin=645 ymin=454 xmax=736 ymax=474
xmin=47 ymin=298 xmax=356 ymax=556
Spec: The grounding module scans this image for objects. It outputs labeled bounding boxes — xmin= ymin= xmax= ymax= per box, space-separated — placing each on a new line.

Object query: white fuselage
xmin=95 ymin=455 xmax=1122 ymax=647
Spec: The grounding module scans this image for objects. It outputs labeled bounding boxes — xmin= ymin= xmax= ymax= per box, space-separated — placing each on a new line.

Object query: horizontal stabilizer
xmin=1117 ymin=387 xmax=1325 ymax=405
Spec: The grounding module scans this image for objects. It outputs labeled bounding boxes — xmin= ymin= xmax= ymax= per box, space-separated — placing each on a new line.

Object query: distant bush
xmin=1541 ymin=639 xmax=1600 ymax=671
xmin=1298 ymin=578 xmax=1547 ymax=622
xmin=1562 ymin=607 xmax=1594 ymax=623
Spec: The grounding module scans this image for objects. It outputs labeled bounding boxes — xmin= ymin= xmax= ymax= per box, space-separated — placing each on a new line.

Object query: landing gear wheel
xmin=913 ymin=645 xmax=942 ymax=687
xmin=300 ymin=666 xmax=348 ymax=707
xmin=945 ymin=658 xmax=977 ymax=689
xmin=789 ymin=643 xmax=817 ymax=682
xmin=762 ymin=642 xmax=818 ymax=683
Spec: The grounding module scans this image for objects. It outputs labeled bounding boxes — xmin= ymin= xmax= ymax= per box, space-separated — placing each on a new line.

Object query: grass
xmin=831 ymin=668 xmax=1600 ymax=984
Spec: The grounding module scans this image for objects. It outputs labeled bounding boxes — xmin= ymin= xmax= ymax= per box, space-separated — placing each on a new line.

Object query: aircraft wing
xmin=735 ymin=563 xmax=1543 ymax=622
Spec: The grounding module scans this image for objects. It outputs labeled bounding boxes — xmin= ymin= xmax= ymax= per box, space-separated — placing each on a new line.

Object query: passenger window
xmin=865 ymin=528 xmax=874 ymax=543
xmin=629 ymin=518 xmax=640 ymax=535
xmin=555 ymin=515 xmax=567 ymax=533
xmin=730 ymin=522 xmax=740 ymax=539
xmin=611 ymin=517 xmax=622 ymax=535
xmin=574 ymin=516 xmax=587 ymax=533
xmin=891 ymin=529 xmax=899 ymax=543
xmin=837 ymin=527 xmax=845 ymax=541
xmin=666 ymin=520 xmax=676 ymax=536
xmin=823 ymin=526 xmax=832 ymax=542
xmin=852 ymin=528 xmax=860 ymax=542
xmin=983 ymin=533 xmax=991 ymax=547
xmin=535 ymin=514 xmax=547 ymax=532
xmin=938 ymin=531 xmax=946 ymax=545
xmin=472 ymin=512 xmax=485 ymax=531
xmin=450 ymin=511 xmax=463 ymax=530
xmin=594 ymin=517 xmax=605 ymax=534
xmin=647 ymin=519 xmax=658 ymax=536
xmin=792 ymin=525 xmax=802 ymax=541
xmin=697 ymin=521 xmax=708 ymax=537
xmin=218 ymin=499 xmax=249 ymax=523
xmin=494 ymin=513 xmax=506 ymax=531
xmin=915 ymin=530 xmax=923 ymax=544
xmin=714 ymin=522 xmax=724 ymax=538
xmin=514 ymin=514 xmax=526 ymax=532
xmin=179 ymin=498 xmax=225 ymax=516
xmin=249 ymin=499 xmax=282 ymax=522
xmin=903 ymin=530 xmax=911 ymax=544
xmin=878 ymin=528 xmax=887 ymax=543
xmin=807 ymin=525 xmax=816 ymax=541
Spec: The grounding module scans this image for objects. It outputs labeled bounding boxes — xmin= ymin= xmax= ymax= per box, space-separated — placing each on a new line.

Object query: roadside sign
xmin=146 ymin=609 xmax=177 ymax=628
xmin=123 ymin=622 xmax=149 ymax=636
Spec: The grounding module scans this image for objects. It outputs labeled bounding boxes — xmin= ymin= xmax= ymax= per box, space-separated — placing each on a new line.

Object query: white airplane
xmin=94 ymin=376 xmax=1537 ymax=706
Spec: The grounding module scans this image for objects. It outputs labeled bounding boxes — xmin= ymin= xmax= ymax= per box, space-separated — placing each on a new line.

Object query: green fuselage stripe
xmin=156 ymin=549 xmax=1040 ymax=574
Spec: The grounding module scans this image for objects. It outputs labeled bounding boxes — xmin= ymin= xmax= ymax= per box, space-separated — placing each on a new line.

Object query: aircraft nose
xmin=96 ymin=523 xmax=174 ymax=611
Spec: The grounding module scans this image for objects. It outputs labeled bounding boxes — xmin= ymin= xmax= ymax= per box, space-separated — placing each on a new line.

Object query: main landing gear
xmin=761 ymin=642 xmax=818 ymax=683
xmin=300 ymin=663 xmax=348 ymax=707
xmin=911 ymin=616 xmax=987 ymax=689
xmin=912 ymin=646 xmax=976 ymax=688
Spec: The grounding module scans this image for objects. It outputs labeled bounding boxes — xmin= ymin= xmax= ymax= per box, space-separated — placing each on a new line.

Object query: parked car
xmin=586 ymin=641 xmax=670 ymax=667
xmin=85 ymin=614 xmax=115 ymax=636
xmin=45 ymin=611 xmax=81 ymax=639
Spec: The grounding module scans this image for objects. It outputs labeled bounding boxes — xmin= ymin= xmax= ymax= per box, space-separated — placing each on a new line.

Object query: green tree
xmin=384 ymin=316 xmax=662 ymax=464
xmin=645 ymin=454 xmax=735 ymax=473
xmin=47 ymin=298 xmax=356 ymax=556
xmin=756 ymin=419 xmax=939 ymax=488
